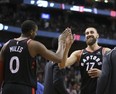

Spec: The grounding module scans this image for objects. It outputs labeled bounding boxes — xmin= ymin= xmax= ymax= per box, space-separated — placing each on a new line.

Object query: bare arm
xmin=59 ymin=44 xmax=82 ymax=68
xmin=29 ymin=28 xmax=70 ymax=63
xmin=65 ymin=50 xmax=82 ymax=67
xmin=29 ymin=40 xmax=63 ymax=63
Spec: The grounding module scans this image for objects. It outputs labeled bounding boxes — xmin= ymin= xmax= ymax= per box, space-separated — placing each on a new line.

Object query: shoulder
xmin=72 ymin=50 xmax=83 ymax=55
xmin=27 ymin=39 xmax=44 ymax=49
xmin=27 ymin=39 xmax=47 ymax=57
xmin=107 ymin=47 xmax=116 ymax=57
xmin=102 ymin=47 xmax=111 ymax=55
xmin=71 ymin=50 xmax=83 ymax=61
xmin=28 ymin=39 xmax=43 ymax=46
xmin=71 ymin=50 xmax=83 ymax=57
xmin=27 ymin=39 xmax=38 ymax=45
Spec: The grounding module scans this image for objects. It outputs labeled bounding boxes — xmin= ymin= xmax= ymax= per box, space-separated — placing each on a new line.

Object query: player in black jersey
xmin=96 ymin=47 xmax=116 ymax=94
xmin=0 ymin=20 xmax=73 ymax=94
xmin=60 ymin=27 xmax=111 ymax=94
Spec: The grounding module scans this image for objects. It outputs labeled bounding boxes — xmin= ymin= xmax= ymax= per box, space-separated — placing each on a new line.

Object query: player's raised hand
xmin=58 ymin=27 xmax=71 ymax=43
xmin=65 ymin=27 xmax=74 ymax=48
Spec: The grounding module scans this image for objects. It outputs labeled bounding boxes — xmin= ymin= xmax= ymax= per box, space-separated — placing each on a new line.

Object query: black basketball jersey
xmin=79 ymin=47 xmax=103 ymax=94
xmin=3 ymin=39 xmax=37 ymax=89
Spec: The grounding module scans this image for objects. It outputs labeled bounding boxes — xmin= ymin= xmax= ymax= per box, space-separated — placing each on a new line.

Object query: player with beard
xmin=60 ymin=27 xmax=111 ymax=94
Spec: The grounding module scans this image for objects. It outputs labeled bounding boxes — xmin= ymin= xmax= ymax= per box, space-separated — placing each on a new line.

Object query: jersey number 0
xmin=10 ymin=56 xmax=20 ymax=73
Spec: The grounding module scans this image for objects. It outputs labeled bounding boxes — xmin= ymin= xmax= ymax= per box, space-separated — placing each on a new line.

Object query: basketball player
xmin=0 ymin=20 xmax=72 ymax=94
xmin=61 ymin=27 xmax=111 ymax=94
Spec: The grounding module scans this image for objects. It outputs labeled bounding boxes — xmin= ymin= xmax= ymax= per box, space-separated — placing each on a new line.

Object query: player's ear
xmin=97 ymin=33 xmax=99 ymax=38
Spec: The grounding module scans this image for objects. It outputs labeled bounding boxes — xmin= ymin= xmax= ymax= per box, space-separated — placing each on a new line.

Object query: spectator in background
xmin=36 ymin=72 xmax=44 ymax=94
xmin=67 ymin=81 xmax=78 ymax=94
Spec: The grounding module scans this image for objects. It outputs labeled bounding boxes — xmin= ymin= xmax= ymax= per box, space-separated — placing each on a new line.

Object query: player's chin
xmin=86 ymin=40 xmax=96 ymax=45
xmin=86 ymin=41 xmax=92 ymax=45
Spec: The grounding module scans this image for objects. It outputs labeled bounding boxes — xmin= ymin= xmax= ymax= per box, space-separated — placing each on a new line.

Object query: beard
xmin=86 ymin=36 xmax=97 ymax=46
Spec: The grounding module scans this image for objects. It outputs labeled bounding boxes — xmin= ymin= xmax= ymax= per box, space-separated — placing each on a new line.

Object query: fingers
xmin=88 ymin=71 xmax=97 ymax=78
xmin=88 ymin=68 xmax=101 ymax=78
xmin=62 ymin=27 xmax=71 ymax=34
xmin=59 ymin=27 xmax=72 ymax=38
xmin=60 ymin=27 xmax=71 ymax=37
xmin=59 ymin=27 xmax=74 ymax=46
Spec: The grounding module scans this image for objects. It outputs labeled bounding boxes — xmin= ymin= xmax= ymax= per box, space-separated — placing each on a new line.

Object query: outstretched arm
xmin=29 ymin=28 xmax=70 ymax=63
xmin=65 ymin=50 xmax=82 ymax=67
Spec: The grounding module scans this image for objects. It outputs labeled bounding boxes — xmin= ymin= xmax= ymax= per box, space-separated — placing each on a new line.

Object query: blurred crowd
xmin=0 ymin=3 xmax=116 ymax=39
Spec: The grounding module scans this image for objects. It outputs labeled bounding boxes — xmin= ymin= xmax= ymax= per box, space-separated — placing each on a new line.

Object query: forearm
xmin=56 ymin=41 xmax=65 ymax=58
xmin=58 ymin=46 xmax=69 ymax=68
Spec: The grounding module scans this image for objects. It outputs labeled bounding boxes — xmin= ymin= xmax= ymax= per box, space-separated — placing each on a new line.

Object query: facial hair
xmin=86 ymin=36 xmax=97 ymax=46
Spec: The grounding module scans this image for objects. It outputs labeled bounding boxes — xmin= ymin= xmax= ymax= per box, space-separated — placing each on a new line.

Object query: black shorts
xmin=1 ymin=83 xmax=36 ymax=94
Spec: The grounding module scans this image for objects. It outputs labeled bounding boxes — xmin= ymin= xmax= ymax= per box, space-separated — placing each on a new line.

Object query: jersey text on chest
xmin=82 ymin=55 xmax=101 ymax=63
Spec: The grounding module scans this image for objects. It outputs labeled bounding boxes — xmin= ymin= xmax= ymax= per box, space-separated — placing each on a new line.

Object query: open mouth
xmin=87 ymin=36 xmax=94 ymax=39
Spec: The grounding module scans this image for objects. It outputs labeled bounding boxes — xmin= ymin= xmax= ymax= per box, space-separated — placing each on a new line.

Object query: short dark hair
xmin=21 ymin=20 xmax=37 ymax=34
xmin=85 ymin=24 xmax=99 ymax=33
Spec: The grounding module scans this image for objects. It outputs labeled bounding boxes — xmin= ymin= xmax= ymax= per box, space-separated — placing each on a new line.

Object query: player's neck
xmin=20 ymin=34 xmax=31 ymax=39
xmin=86 ymin=43 xmax=100 ymax=52
xmin=14 ymin=34 xmax=31 ymax=41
